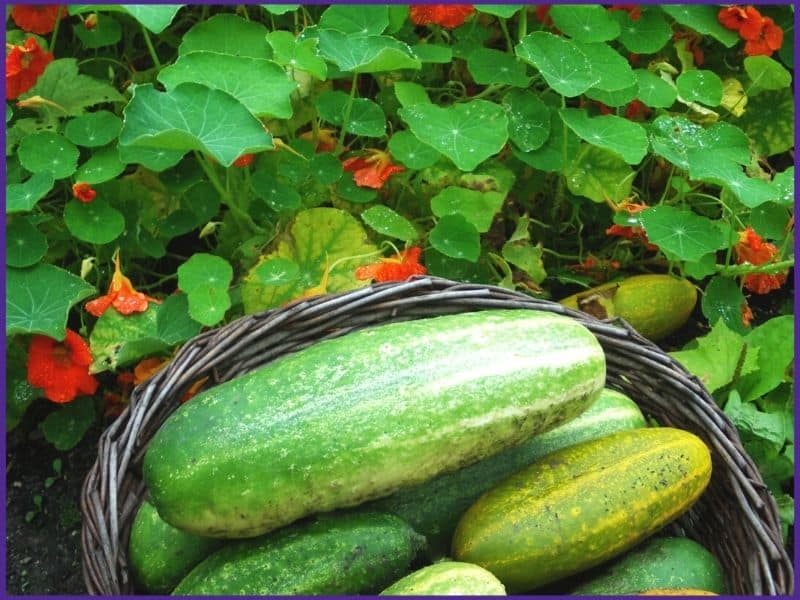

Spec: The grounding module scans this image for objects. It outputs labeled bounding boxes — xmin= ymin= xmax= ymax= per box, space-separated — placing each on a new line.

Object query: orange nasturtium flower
xmin=605 ymin=202 xmax=658 ymax=251
xmin=342 ymin=149 xmax=405 ymax=189
xmin=355 ymin=246 xmax=427 ymax=283
xmin=26 ymin=329 xmax=99 ymax=404
xmin=409 ymin=4 xmax=475 ymax=29
xmin=72 ymin=182 xmax=96 ymax=203
xmin=734 ymin=228 xmax=788 ymax=295
xmin=10 ymin=4 xmax=67 ymax=35
xmin=742 ymin=16 xmax=783 ymax=57
xmin=5 ymin=37 xmax=54 ymax=100
xmin=85 ymin=252 xmax=160 ymax=317
xmin=232 ymin=153 xmax=255 ymax=168
xmin=718 ymin=5 xmax=761 ymax=32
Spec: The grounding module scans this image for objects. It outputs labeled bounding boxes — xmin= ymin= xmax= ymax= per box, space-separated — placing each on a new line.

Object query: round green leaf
xmin=466 ymin=47 xmax=530 ymax=87
xmin=512 ymin=107 xmax=580 ymax=173
xmin=64 ymin=198 xmax=125 ymax=244
xmin=64 ymin=111 xmax=123 ymax=147
xmin=676 ymin=70 xmax=723 ymax=107
xmin=429 ymin=214 xmax=480 ymax=263
xmin=613 ymin=7 xmax=672 ymax=54
xmin=314 ymin=90 xmax=386 ymax=138
xmin=564 ymin=144 xmax=634 ymax=203
xmin=502 ymin=89 xmax=550 ymax=152
xmin=18 ymin=132 xmax=79 ymax=179
xmin=751 ymin=203 xmax=792 ymax=241
xmin=310 ymin=153 xmax=343 ymax=185
xmin=559 ymin=108 xmax=648 ymax=164
xmin=744 ymin=56 xmax=792 ymax=94
xmin=75 ymin=145 xmax=126 ymax=184
xmin=185 ymin=286 xmax=231 ymax=327
xmin=117 ymin=145 xmax=185 ymax=172
xmin=335 ymin=175 xmax=378 ymax=204
xmin=319 ymin=4 xmax=388 ymax=35
xmin=701 ymin=276 xmax=748 ymax=335
xmin=177 ymin=253 xmax=234 ymax=326
xmin=89 ymin=305 xmax=168 ymax=373
xmin=393 ymin=81 xmax=431 ymax=107
xmin=250 ymin=258 xmax=301 ymax=286
xmin=576 ymin=41 xmax=635 ymax=93
xmin=771 ymin=167 xmax=794 ymax=208
xmin=549 ymin=5 xmax=621 ymax=43
xmin=156 ymin=293 xmax=202 ymax=346
xmin=179 ymin=14 xmax=272 ymax=58
xmin=398 ymin=100 xmax=509 ymax=172
xmin=318 ymin=30 xmax=421 ymax=73
xmin=584 ymin=82 xmax=639 ymax=107
xmin=361 ymin=205 xmax=417 ymax=241
xmin=635 ymin=69 xmax=677 ymax=108
xmin=73 ymin=13 xmax=121 ymax=48
xmin=516 ymin=32 xmax=599 ymax=97
xmin=410 ymin=43 xmax=452 ymax=64
xmin=431 ymin=187 xmax=504 ymax=233
xmin=7 ymin=217 xmax=48 ymax=268
xmin=639 ymin=206 xmax=727 ymax=262
xmin=388 ymin=130 xmax=440 ymax=169
xmin=477 ymin=5 xmax=521 ymax=19
xmin=39 ymin=397 xmax=97 ymax=451
xmin=266 ymin=30 xmax=327 ymax=80
xmin=261 ymin=4 xmax=299 ymax=16
xmin=251 ymin=171 xmax=302 ymax=212
xmin=6 ymin=172 xmax=54 ymax=213
xmin=660 ymin=5 xmax=739 ymax=48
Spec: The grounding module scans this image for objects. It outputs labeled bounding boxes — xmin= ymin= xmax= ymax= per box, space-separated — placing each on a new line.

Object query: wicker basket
xmin=80 ymin=276 xmax=793 ymax=595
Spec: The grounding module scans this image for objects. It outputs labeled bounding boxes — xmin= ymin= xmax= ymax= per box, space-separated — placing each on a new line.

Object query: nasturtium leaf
xmin=64 ymin=198 xmax=125 ymax=244
xmin=513 ymin=108 xmax=580 ymax=173
xmin=559 ymin=108 xmax=647 ymax=164
xmin=75 ymin=145 xmax=126 ymax=184
xmin=6 ymin=348 xmax=39 ymax=431
xmin=737 ymin=316 xmax=795 ymax=402
xmin=676 ymin=70 xmax=723 ymax=107
xmin=318 ymin=30 xmax=421 ymax=73
xmin=634 ymin=69 xmax=677 ymax=108
xmin=73 ymin=13 xmax=121 ymax=48
xmin=639 ymin=206 xmax=727 ymax=262
xmin=564 ymin=144 xmax=634 ymax=203
xmin=319 ymin=4 xmax=388 ymax=35
xmin=177 ymin=253 xmax=234 ymax=326
xmin=649 ymin=116 xmax=751 ymax=172
xmin=431 ymin=187 xmax=504 ymax=233
xmin=660 ymin=5 xmax=739 ymax=48
xmin=574 ymin=41 xmax=635 ymax=92
xmin=18 ymin=132 xmax=79 ymax=179
xmin=361 ymin=205 xmax=417 ymax=241
xmin=39 ymin=397 xmax=96 ymax=451
xmin=737 ymin=89 xmax=794 ymax=157
xmin=314 ymin=90 xmax=386 ymax=138
xmin=261 ymin=4 xmax=299 ymax=15
xmin=393 ymin=81 xmax=431 ymax=107
xmin=119 ymin=83 xmax=274 ymax=167
xmin=335 ymin=176 xmax=379 ymax=204
xmin=744 ymin=56 xmax=791 ymax=94
xmin=64 ymin=111 xmax=122 ymax=147
xmin=6 ymin=263 xmax=96 ymax=339
xmin=771 ymin=167 xmax=794 ymax=208
xmin=117 ymin=145 xmax=185 ymax=172
xmin=266 ymin=31 xmax=327 ymax=80
xmin=429 ymin=214 xmax=481 ymax=263
xmin=502 ymin=89 xmax=550 ymax=152
xmin=751 ymin=203 xmax=792 ymax=241
xmin=157 ymin=209 xmax=198 ymax=240
xmin=683 ymin=252 xmax=718 ymax=280
xmin=584 ymin=82 xmax=639 ymax=108
xmin=20 ymin=59 xmax=124 ymax=116
xmin=6 ymin=172 xmax=54 ymax=213
xmin=451 ymin=22 xmax=492 ymax=59
xmin=548 ymin=5 xmax=621 ymax=43
xmin=466 ymin=47 xmax=530 ymax=87
xmin=251 ymin=171 xmax=302 ymax=212
xmin=721 ymin=78 xmax=747 ymax=117
xmin=7 ymin=218 xmax=48 ymax=268
xmin=502 ymin=235 xmax=546 ymax=284
xmin=388 ymin=130 xmax=440 ymax=169
xmin=117 ymin=4 xmax=183 ymax=33
xmin=250 ymin=258 xmax=301 ymax=286
xmin=158 ymin=53 xmax=297 ymax=119
xmin=613 ymin=7 xmax=672 ymax=53
xmin=242 ymin=208 xmax=377 ymax=312
xmin=310 ymin=153 xmax=343 ymax=185
xmin=701 ymin=276 xmax=748 ymax=336
xmin=411 ymin=43 xmax=452 ymax=64
xmin=691 ymin=162 xmax=777 ymax=209
xmin=516 ymin=32 xmax=599 ymax=97
xmin=399 ymin=100 xmax=508 ymax=172
xmin=179 ymin=14 xmax=271 ymax=58
xmin=477 ymin=5 xmax=522 ymax=18
xmin=89 ymin=305 xmax=169 ymax=372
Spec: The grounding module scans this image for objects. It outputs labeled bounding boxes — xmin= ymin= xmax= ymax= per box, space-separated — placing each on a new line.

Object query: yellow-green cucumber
xmin=380 ymin=561 xmax=506 ymax=596
xmin=571 ymin=536 xmax=726 ymax=595
xmin=366 ymin=388 xmax=646 ymax=556
xmin=451 ymin=427 xmax=712 ymax=592
xmin=172 ymin=512 xmax=426 ymax=595
xmin=129 ymin=499 xmax=224 ymax=593
xmin=560 ymin=274 xmax=697 ymax=341
xmin=143 ymin=309 xmax=606 ymax=538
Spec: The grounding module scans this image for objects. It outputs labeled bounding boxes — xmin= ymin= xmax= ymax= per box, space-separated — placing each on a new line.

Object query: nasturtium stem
xmin=141 ymin=25 xmax=162 ymax=70
xmin=50 ymin=10 xmax=61 ymax=51
xmin=498 ymin=18 xmax=514 ymax=53
xmin=716 ymin=259 xmax=793 ymax=276
xmin=335 ymin=72 xmax=359 ymax=154
xmin=517 ymin=8 xmax=528 ymax=40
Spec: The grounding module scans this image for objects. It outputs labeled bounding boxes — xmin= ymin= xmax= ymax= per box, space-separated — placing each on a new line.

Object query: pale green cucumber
xmin=144 ymin=309 xmax=606 ymax=538
xmin=381 ymin=561 xmax=506 ymax=595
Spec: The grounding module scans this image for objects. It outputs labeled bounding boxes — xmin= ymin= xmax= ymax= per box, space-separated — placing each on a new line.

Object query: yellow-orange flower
xmin=85 ymin=252 xmax=160 ymax=317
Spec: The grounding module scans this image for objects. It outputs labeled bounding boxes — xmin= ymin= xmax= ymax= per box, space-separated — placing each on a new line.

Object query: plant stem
xmin=517 ymin=7 xmax=528 ymax=39
xmin=716 ymin=259 xmax=793 ymax=276
xmin=336 ymin=73 xmax=359 ymax=154
xmin=498 ymin=18 xmax=514 ymax=53
xmin=50 ymin=9 xmax=61 ymax=50
xmin=141 ymin=25 xmax=162 ymax=70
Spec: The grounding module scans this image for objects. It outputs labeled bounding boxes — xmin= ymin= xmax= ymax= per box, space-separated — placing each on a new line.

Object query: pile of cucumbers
xmin=129 ymin=309 xmax=725 ymax=595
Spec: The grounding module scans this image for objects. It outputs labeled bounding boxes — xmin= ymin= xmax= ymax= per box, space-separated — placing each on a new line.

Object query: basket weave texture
xmin=80 ymin=277 xmax=793 ymax=595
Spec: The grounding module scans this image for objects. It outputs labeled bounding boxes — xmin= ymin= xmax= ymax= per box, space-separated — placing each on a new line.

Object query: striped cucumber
xmin=366 ymin=388 xmax=645 ymax=556
xmin=143 ymin=309 xmax=606 ymax=538
xmin=452 ymin=427 xmax=712 ymax=592
xmin=172 ymin=512 xmax=426 ymax=595
xmin=380 ymin=561 xmax=506 ymax=595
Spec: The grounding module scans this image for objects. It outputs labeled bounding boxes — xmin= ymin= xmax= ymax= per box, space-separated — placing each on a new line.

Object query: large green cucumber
xmin=380 ymin=561 xmax=506 ymax=595
xmin=172 ymin=512 xmax=426 ymax=595
xmin=366 ymin=388 xmax=646 ymax=556
xmin=143 ymin=309 xmax=606 ymax=538
xmin=451 ymin=427 xmax=712 ymax=592
xmin=129 ymin=499 xmax=224 ymax=593
xmin=571 ymin=536 xmax=726 ymax=595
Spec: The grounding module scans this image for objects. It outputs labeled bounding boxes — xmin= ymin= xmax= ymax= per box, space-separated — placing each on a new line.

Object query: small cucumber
xmin=380 ymin=561 xmax=506 ymax=596
xmin=571 ymin=536 xmax=726 ymax=595
xmin=172 ymin=512 xmax=427 ymax=595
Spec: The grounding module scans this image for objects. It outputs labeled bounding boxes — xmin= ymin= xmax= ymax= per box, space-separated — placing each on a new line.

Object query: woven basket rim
xmin=80 ymin=276 xmax=794 ymax=595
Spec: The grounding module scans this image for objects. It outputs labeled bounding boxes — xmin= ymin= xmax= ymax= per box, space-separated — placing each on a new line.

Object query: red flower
xmin=355 ymin=247 xmax=427 ymax=283
xmin=741 ymin=301 xmax=754 ymax=327
xmin=5 ymin=37 xmax=54 ymax=100
xmin=409 ymin=5 xmax=475 ymax=29
xmin=85 ymin=252 xmax=160 ymax=317
xmin=72 ymin=182 xmax=96 ymax=203
xmin=342 ymin=149 xmax=405 ymax=189
xmin=10 ymin=4 xmax=67 ymax=35
xmin=534 ymin=5 xmax=553 ymax=25
xmin=299 ymin=128 xmax=338 ymax=153
xmin=605 ymin=202 xmax=658 ymax=251
xmin=718 ymin=6 xmax=761 ymax=32
xmin=624 ymin=99 xmax=652 ymax=121
xmin=743 ymin=17 xmax=783 ymax=57
xmin=232 ymin=153 xmax=255 ymax=168
xmin=26 ymin=329 xmax=99 ymax=404
xmin=608 ymin=5 xmax=642 ymax=21
xmin=734 ymin=228 xmax=788 ymax=294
